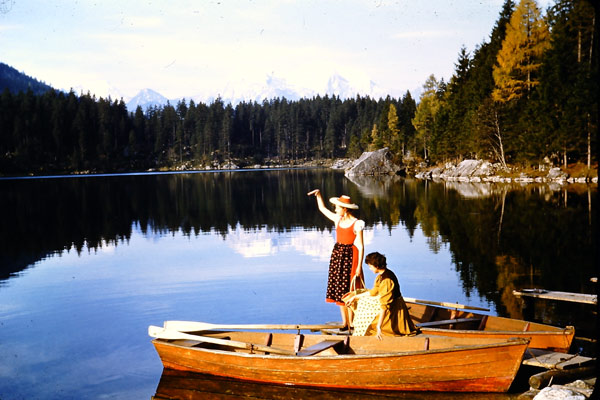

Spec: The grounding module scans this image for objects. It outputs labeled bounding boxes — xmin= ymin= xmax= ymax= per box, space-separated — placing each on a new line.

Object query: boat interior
xmin=157 ymin=330 xmax=526 ymax=357
xmin=407 ymin=302 xmax=566 ymax=333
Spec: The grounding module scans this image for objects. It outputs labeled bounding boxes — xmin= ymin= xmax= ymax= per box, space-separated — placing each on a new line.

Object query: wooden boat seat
xmin=417 ymin=317 xmax=481 ymax=328
xmin=296 ymin=339 xmax=345 ymax=356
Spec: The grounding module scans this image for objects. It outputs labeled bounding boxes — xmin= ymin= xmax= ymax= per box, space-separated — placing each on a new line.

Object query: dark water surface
xmin=0 ymin=169 xmax=596 ymax=399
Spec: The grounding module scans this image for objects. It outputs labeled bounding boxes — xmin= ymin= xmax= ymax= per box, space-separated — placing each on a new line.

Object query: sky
xmin=0 ymin=0 xmax=553 ymax=103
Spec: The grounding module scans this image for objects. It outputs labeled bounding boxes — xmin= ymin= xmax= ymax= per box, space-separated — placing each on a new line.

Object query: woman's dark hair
xmin=365 ymin=252 xmax=387 ymax=270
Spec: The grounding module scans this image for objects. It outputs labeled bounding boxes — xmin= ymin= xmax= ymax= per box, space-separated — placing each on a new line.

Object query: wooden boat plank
xmin=296 ymin=339 xmax=344 ymax=356
xmin=417 ymin=317 xmax=481 ymax=328
xmin=522 ymin=348 xmax=595 ymax=370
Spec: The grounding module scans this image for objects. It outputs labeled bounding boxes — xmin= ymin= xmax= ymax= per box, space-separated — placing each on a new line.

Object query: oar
xmin=163 ymin=320 xmax=344 ymax=332
xmin=148 ymin=325 xmax=295 ymax=355
xmin=404 ymin=297 xmax=490 ymax=312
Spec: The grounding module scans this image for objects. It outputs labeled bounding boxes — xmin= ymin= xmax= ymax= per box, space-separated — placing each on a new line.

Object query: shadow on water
xmin=152 ymin=369 xmax=525 ymax=400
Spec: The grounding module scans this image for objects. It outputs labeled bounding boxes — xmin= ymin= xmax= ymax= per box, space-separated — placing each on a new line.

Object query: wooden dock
xmin=513 ymin=289 xmax=597 ymax=305
xmin=522 ymin=348 xmax=595 ymax=370
xmin=522 ymin=348 xmax=597 ymax=390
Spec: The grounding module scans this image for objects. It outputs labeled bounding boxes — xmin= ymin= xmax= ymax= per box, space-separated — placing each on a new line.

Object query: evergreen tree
xmin=536 ymin=0 xmax=597 ymax=168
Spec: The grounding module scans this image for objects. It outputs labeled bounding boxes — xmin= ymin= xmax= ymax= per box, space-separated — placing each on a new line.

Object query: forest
xmin=0 ymin=0 xmax=597 ymax=175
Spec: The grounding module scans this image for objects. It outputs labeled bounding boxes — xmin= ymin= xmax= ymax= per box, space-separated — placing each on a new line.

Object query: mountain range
xmin=125 ymin=72 xmax=390 ymax=112
xmin=1 ymin=62 xmax=402 ymax=112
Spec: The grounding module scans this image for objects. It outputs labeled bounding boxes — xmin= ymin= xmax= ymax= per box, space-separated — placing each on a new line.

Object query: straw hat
xmin=329 ymin=195 xmax=359 ymax=209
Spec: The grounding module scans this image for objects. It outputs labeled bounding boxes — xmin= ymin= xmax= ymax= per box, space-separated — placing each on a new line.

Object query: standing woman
xmin=307 ymin=189 xmax=365 ymax=331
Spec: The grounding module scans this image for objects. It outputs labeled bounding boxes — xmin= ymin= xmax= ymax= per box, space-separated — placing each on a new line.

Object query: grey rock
xmin=547 ymin=167 xmax=569 ymax=180
xmin=345 ymin=148 xmax=402 ymax=176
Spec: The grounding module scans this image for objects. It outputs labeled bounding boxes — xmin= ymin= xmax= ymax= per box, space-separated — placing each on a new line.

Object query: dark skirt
xmin=326 ymin=242 xmax=354 ymax=305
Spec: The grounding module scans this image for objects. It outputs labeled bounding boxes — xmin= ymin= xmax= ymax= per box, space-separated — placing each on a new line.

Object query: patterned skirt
xmin=326 ymin=242 xmax=354 ymax=305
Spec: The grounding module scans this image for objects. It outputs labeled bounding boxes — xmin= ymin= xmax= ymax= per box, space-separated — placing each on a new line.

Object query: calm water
xmin=0 ymin=169 xmax=596 ymax=399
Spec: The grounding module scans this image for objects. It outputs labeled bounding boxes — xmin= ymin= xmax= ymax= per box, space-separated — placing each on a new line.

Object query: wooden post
xmin=529 ymin=366 xmax=596 ymax=390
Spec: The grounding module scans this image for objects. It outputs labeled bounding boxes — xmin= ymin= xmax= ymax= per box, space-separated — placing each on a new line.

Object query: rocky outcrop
xmin=417 ymin=160 xmax=497 ymax=182
xmin=345 ymin=148 xmax=403 ymax=177
xmin=415 ymin=160 xmax=598 ymax=184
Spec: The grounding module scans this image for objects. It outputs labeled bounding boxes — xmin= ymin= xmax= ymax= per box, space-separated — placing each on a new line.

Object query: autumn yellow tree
xmin=412 ymin=75 xmax=441 ymax=160
xmin=370 ymin=123 xmax=382 ymax=150
xmin=386 ymin=103 xmax=400 ymax=152
xmin=492 ymin=0 xmax=550 ymax=102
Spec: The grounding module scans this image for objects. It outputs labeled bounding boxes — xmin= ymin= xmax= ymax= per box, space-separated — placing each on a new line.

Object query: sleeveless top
xmin=336 ymin=220 xmax=358 ymax=244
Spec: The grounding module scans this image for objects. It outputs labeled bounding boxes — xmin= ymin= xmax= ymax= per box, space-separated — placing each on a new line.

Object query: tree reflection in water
xmin=0 ymin=170 xmax=596 ymax=343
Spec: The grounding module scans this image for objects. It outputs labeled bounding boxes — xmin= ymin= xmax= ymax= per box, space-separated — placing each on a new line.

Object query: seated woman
xmin=363 ymin=252 xmax=418 ymax=339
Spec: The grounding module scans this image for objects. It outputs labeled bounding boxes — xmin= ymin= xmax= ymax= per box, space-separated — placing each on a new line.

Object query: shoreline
xmin=1 ymin=158 xmax=598 ymax=186
xmin=409 ymin=160 xmax=598 ymax=185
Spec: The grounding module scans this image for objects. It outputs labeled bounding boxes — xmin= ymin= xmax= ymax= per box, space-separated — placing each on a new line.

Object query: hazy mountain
xmin=55 ymin=69 xmax=395 ymax=112
xmin=126 ymin=88 xmax=170 ymax=111
xmin=176 ymin=73 xmax=388 ymax=108
xmin=192 ymin=74 xmax=314 ymax=106
xmin=326 ymin=73 xmax=387 ymax=100
xmin=0 ymin=62 xmax=54 ymax=95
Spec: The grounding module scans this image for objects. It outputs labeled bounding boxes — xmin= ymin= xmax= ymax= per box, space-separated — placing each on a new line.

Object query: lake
xmin=0 ymin=169 xmax=596 ymax=399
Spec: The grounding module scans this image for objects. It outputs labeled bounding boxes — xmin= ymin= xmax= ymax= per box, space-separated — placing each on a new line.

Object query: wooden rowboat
xmin=149 ymin=324 xmax=529 ymax=393
xmin=407 ymin=301 xmax=575 ymax=352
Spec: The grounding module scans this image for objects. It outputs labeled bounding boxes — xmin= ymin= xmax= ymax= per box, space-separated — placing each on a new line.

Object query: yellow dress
xmin=365 ymin=269 xmax=418 ymax=336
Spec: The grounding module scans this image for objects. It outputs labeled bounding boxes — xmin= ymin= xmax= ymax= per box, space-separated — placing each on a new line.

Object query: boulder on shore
xmin=345 ymin=148 xmax=402 ymax=177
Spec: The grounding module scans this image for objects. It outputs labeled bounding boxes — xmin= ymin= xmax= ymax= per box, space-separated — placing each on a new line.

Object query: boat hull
xmin=152 ymin=334 xmax=528 ymax=393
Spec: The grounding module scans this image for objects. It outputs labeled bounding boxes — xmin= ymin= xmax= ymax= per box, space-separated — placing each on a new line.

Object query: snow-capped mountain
xmin=326 ymin=73 xmax=387 ymax=100
xmin=194 ymin=74 xmax=315 ymax=106
xmin=125 ymin=73 xmax=389 ymax=111
xmin=126 ymin=88 xmax=170 ymax=111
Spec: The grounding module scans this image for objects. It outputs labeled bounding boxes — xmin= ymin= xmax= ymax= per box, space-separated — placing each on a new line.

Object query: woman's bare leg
xmin=340 ymin=305 xmax=350 ymax=329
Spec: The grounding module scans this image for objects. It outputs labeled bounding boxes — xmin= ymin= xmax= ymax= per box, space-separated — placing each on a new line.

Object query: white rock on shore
xmin=415 ymin=160 xmax=597 ymax=184
xmin=344 ymin=148 xmax=402 ymax=177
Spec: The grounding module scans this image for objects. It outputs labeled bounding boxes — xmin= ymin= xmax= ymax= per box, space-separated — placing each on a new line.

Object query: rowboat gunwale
xmin=152 ymin=335 xmax=529 ymax=361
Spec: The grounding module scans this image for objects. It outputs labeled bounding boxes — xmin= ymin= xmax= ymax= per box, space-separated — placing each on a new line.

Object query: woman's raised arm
xmin=307 ymin=189 xmax=337 ymax=222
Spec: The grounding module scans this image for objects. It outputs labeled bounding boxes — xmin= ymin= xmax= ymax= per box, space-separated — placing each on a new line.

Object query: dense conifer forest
xmin=0 ymin=0 xmax=597 ymax=175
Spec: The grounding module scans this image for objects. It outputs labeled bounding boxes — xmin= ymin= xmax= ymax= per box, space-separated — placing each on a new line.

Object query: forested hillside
xmin=0 ymin=0 xmax=597 ymax=175
xmin=413 ymin=0 xmax=597 ymax=169
xmin=0 ymin=63 xmax=53 ymax=96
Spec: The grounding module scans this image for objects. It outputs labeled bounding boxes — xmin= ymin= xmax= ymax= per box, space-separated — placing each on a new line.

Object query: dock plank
xmin=522 ymin=348 xmax=595 ymax=370
xmin=513 ymin=289 xmax=597 ymax=305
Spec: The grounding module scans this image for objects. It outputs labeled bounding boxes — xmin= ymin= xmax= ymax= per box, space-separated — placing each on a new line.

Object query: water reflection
xmin=1 ymin=169 xmax=596 ymax=306
xmin=0 ymin=169 xmax=596 ymax=399
xmin=153 ymin=369 xmax=524 ymax=400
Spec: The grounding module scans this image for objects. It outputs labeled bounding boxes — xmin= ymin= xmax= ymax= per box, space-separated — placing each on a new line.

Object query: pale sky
xmin=0 ymin=0 xmax=553 ymax=102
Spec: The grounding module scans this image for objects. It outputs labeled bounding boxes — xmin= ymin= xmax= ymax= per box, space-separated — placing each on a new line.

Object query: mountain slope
xmin=0 ymin=62 xmax=54 ymax=95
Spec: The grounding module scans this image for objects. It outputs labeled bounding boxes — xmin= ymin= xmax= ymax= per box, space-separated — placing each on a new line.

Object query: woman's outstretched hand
xmin=307 ymin=189 xmax=320 ymax=196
